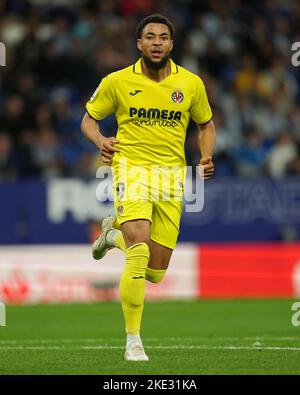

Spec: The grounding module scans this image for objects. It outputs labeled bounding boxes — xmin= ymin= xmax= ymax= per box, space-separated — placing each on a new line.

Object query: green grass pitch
xmin=0 ymin=300 xmax=300 ymax=375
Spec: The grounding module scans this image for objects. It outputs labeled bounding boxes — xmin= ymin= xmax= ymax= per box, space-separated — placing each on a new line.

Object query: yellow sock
xmin=145 ymin=267 xmax=167 ymax=283
xmin=119 ymin=242 xmax=150 ymax=335
xmin=115 ymin=232 xmax=126 ymax=252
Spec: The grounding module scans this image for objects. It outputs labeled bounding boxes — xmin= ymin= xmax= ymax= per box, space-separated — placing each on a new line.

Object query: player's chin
xmin=143 ymin=53 xmax=169 ymax=70
xmin=150 ymin=54 xmax=164 ymax=62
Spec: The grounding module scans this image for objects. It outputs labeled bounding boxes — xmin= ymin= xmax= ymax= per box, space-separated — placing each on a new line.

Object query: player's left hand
xmin=198 ymin=156 xmax=214 ymax=180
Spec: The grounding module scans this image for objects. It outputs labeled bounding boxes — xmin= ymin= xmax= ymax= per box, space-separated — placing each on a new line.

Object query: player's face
xmin=137 ymin=23 xmax=173 ymax=69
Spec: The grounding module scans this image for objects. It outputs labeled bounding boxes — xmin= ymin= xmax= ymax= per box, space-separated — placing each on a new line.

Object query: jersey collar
xmin=133 ymin=58 xmax=178 ymax=74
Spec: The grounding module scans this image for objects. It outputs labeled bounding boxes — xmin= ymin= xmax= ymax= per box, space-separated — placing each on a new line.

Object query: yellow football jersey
xmin=86 ymin=58 xmax=212 ymax=169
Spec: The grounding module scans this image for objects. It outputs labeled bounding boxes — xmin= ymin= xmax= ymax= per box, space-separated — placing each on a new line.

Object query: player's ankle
xmin=126 ymin=333 xmax=142 ymax=346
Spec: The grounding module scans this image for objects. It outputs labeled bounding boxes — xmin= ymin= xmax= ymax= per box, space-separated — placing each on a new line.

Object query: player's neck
xmin=141 ymin=59 xmax=171 ymax=83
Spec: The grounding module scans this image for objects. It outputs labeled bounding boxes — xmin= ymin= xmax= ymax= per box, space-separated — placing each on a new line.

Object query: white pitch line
xmin=0 ymin=337 xmax=192 ymax=344
xmin=0 ymin=345 xmax=300 ymax=351
xmin=82 ymin=345 xmax=300 ymax=351
xmin=0 ymin=336 xmax=299 ymax=344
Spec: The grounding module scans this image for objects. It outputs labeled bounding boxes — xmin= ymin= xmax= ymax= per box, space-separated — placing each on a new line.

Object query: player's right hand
xmin=99 ymin=137 xmax=120 ymax=164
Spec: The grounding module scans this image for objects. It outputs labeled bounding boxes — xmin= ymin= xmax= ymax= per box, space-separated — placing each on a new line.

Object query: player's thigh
xmin=150 ymin=199 xmax=182 ymax=260
xmin=121 ymin=218 xmax=151 ymax=248
xmin=148 ymin=239 xmax=173 ymax=270
xmin=114 ymin=198 xmax=153 ymax=248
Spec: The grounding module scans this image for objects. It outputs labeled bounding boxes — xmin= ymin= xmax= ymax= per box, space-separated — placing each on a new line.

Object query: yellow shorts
xmin=112 ymin=162 xmax=184 ymax=250
xmin=114 ymin=198 xmax=182 ymax=250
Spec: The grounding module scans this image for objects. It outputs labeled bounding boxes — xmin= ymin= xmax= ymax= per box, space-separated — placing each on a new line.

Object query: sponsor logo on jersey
xmin=129 ymin=107 xmax=182 ymax=121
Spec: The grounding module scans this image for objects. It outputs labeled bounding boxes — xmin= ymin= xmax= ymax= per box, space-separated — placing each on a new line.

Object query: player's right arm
xmin=81 ymin=113 xmax=119 ymax=164
xmin=81 ymin=75 xmax=119 ymax=164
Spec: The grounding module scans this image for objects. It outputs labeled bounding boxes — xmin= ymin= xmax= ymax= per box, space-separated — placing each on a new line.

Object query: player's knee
xmin=126 ymin=238 xmax=150 ymax=250
xmin=122 ymin=221 xmax=151 ymax=248
xmin=126 ymin=241 xmax=150 ymax=255
xmin=124 ymin=230 xmax=150 ymax=248
xmin=145 ymin=267 xmax=167 ymax=283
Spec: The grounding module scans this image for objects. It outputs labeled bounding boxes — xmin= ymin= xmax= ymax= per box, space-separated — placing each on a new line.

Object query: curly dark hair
xmin=136 ymin=14 xmax=175 ymax=40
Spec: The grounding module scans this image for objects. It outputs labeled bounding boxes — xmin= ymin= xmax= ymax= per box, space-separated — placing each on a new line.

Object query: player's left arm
xmin=189 ymin=76 xmax=216 ymax=180
xmin=197 ymin=119 xmax=216 ymax=180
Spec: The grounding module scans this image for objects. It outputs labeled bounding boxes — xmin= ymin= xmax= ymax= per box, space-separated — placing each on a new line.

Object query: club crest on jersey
xmin=171 ymin=89 xmax=184 ymax=104
xmin=117 ymin=205 xmax=124 ymax=215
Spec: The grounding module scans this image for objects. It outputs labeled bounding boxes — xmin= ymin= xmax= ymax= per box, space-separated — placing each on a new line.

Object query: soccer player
xmin=81 ymin=14 xmax=216 ymax=361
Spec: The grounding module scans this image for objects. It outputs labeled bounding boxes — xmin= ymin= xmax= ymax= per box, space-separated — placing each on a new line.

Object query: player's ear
xmin=170 ymin=40 xmax=173 ymax=52
xmin=137 ymin=39 xmax=142 ymax=51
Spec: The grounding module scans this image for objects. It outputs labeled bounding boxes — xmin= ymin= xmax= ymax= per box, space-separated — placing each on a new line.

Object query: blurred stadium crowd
xmin=1 ymin=0 xmax=300 ymax=180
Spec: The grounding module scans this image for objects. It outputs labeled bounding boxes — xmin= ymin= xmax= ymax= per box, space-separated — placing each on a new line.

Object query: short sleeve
xmin=190 ymin=77 xmax=212 ymax=125
xmin=86 ymin=75 xmax=116 ymax=121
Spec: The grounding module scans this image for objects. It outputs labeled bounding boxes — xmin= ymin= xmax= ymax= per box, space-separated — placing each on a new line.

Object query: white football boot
xmin=124 ymin=342 xmax=149 ymax=362
xmin=92 ymin=216 xmax=115 ymax=260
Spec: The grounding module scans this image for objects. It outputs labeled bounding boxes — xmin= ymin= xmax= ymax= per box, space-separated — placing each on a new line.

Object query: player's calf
xmin=145 ymin=267 xmax=167 ymax=283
